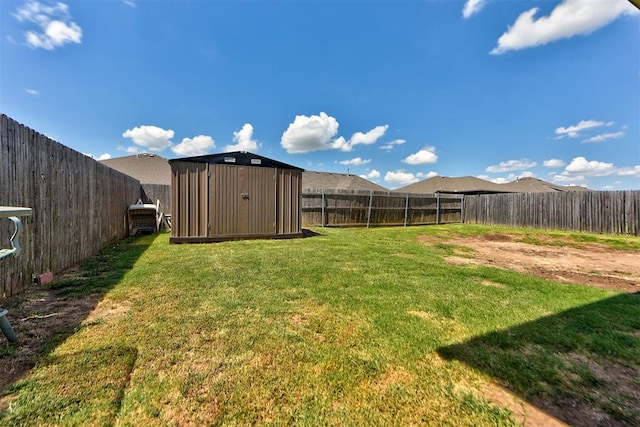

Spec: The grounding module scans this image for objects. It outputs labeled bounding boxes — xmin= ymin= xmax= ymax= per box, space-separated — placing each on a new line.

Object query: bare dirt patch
xmin=419 ymin=233 xmax=640 ymax=293
xmin=420 ymin=232 xmax=640 ymax=425
xmin=0 ymin=286 xmax=102 ymax=395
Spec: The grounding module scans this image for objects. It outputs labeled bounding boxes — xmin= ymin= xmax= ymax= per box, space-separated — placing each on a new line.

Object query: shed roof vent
xmin=224 ymin=157 xmax=236 ymax=163
xmin=250 ymin=158 xmax=262 ymax=165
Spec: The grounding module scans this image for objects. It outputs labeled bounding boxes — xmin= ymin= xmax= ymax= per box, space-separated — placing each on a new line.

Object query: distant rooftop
xmin=100 ymin=154 xmax=386 ymax=191
xmin=302 ymin=171 xmax=388 ymax=192
xmin=101 ymin=154 xmax=583 ymax=195
xmin=397 ymin=175 xmax=590 ymax=194
xmin=100 ymin=153 xmax=171 ymax=185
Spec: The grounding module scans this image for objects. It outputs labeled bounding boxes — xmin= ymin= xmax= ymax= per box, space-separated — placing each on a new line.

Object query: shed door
xmin=208 ymin=165 xmax=276 ymax=236
xmin=239 ymin=166 xmax=276 ymax=235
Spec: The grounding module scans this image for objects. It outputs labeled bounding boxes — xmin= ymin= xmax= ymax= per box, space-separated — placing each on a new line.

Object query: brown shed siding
xmin=170 ymin=156 xmax=303 ymax=243
xmin=277 ymin=168 xmax=302 ymax=235
xmin=171 ymin=162 xmax=208 ymax=238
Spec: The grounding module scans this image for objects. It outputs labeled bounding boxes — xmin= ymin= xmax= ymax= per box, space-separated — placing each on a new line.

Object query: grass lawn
xmin=1 ymin=225 xmax=638 ymax=426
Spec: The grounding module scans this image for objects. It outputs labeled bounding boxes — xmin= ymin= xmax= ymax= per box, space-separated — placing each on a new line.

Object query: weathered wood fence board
xmin=302 ymin=189 xmax=463 ymax=227
xmin=140 ymin=183 xmax=172 ymax=215
xmin=463 ymin=191 xmax=640 ymax=235
xmin=1 ymin=114 xmax=141 ymax=299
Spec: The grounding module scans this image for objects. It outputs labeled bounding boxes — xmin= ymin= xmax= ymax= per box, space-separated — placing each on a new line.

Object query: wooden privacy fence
xmin=1 ymin=115 xmax=141 ymax=298
xmin=463 ymin=191 xmax=640 ymax=235
xmin=141 ymin=183 xmax=172 ymax=215
xmin=302 ymin=189 xmax=463 ymax=227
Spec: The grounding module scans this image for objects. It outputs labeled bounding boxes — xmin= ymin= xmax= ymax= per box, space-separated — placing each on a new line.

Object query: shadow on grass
xmin=438 ymin=292 xmax=640 ymax=426
xmin=0 ymin=234 xmax=157 ymax=396
xmin=302 ymin=228 xmax=323 ymax=238
xmin=1 ymin=346 xmax=137 ymax=425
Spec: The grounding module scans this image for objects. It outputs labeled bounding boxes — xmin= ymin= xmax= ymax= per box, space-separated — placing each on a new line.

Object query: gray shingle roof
xmin=396 ymin=175 xmax=589 ymax=194
xmin=302 ymin=171 xmax=388 ymax=192
xmin=100 ymin=154 xmax=171 ymax=185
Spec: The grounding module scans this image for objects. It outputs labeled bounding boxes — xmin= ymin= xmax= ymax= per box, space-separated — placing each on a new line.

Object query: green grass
xmin=1 ymin=225 xmax=638 ymax=425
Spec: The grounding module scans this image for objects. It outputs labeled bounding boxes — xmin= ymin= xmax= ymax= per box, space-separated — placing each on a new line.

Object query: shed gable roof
xmin=169 ymin=151 xmax=303 ymax=171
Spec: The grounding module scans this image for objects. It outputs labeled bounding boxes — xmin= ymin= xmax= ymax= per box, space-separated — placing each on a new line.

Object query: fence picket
xmin=463 ymin=191 xmax=640 ymax=236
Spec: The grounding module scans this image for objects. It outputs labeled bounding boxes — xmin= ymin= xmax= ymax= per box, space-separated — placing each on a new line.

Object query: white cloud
xmin=26 ymin=88 xmax=39 ymax=95
xmin=563 ymin=156 xmax=615 ymax=176
xmin=172 ymin=135 xmax=216 ymax=156
xmin=122 ymin=125 xmax=174 ymax=152
xmin=122 ymin=0 xmax=137 ymax=8
xmin=15 ymin=1 xmax=82 ymax=50
xmin=482 ymin=171 xmax=535 ymax=184
xmin=486 ymin=159 xmax=536 ymax=173
xmin=118 ymin=145 xmax=143 ymax=155
xmin=380 ymin=139 xmax=406 ymax=150
xmin=360 ymin=170 xmax=381 ymax=180
xmin=349 ymin=125 xmax=388 ymax=147
xmin=555 ymin=119 xmax=613 ymax=138
xmin=582 ymin=131 xmax=625 ymax=143
xmin=332 ymin=125 xmax=389 ymax=152
xmin=617 ymin=166 xmax=640 ymax=177
xmin=543 ymin=159 xmax=566 ymax=168
xmin=491 ymin=0 xmax=638 ymax=55
xmin=281 ymin=112 xmax=339 ymax=153
xmin=384 ymin=170 xmax=419 ymax=186
xmin=402 ymin=147 xmax=438 ymax=165
xmin=339 ymin=157 xmax=371 ymax=166
xmin=281 ymin=112 xmax=388 ymax=153
xmin=85 ymin=153 xmax=112 ymax=160
xmin=463 ymin=0 xmax=488 ymax=18
xmin=553 ymin=173 xmax=586 ymax=184
xmin=224 ymin=123 xmax=259 ymax=152
xmin=489 ymin=177 xmax=509 ymax=184
xmin=417 ymin=171 xmax=438 ymax=179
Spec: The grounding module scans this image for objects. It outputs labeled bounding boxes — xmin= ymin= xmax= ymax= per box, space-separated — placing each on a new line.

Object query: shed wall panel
xmin=171 ymin=162 xmax=208 ymax=237
xmin=277 ymin=169 xmax=302 ymax=234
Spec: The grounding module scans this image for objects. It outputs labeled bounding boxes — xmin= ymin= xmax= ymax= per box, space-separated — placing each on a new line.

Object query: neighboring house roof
xmin=302 ymin=171 xmax=388 ymax=192
xmin=100 ymin=154 xmax=172 ymax=185
xmin=101 ymin=153 xmax=383 ymax=192
xmin=396 ymin=176 xmax=589 ymax=194
xmin=500 ymin=177 xmax=590 ymax=193
xmin=169 ymin=151 xmax=304 ymax=171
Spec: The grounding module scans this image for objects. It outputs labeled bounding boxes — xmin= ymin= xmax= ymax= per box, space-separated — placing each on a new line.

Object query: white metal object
xmin=0 ymin=207 xmax=32 ymax=260
xmin=0 ymin=206 xmax=31 ymax=343
xmin=127 ymin=199 xmax=158 ymax=236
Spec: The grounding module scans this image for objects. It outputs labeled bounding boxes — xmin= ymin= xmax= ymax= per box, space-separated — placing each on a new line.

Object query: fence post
xmin=404 ymin=193 xmax=409 ymax=227
xmin=366 ymin=190 xmax=373 ymax=228
xmin=436 ymin=193 xmax=441 ymax=225
xmin=461 ymin=195 xmax=465 ymax=224
xmin=321 ymin=190 xmax=325 ymax=227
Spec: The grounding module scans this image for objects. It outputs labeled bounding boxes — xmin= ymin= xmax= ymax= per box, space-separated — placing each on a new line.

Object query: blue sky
xmin=1 ymin=0 xmax=639 ymax=190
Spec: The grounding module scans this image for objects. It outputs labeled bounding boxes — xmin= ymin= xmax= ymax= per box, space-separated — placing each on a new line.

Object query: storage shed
xmin=169 ymin=152 xmax=304 ymax=243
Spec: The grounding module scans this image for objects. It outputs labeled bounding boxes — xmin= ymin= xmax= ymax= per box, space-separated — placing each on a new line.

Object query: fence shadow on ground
xmin=437 ymin=292 xmax=640 ymax=426
xmin=0 ymin=234 xmax=157 ymax=396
